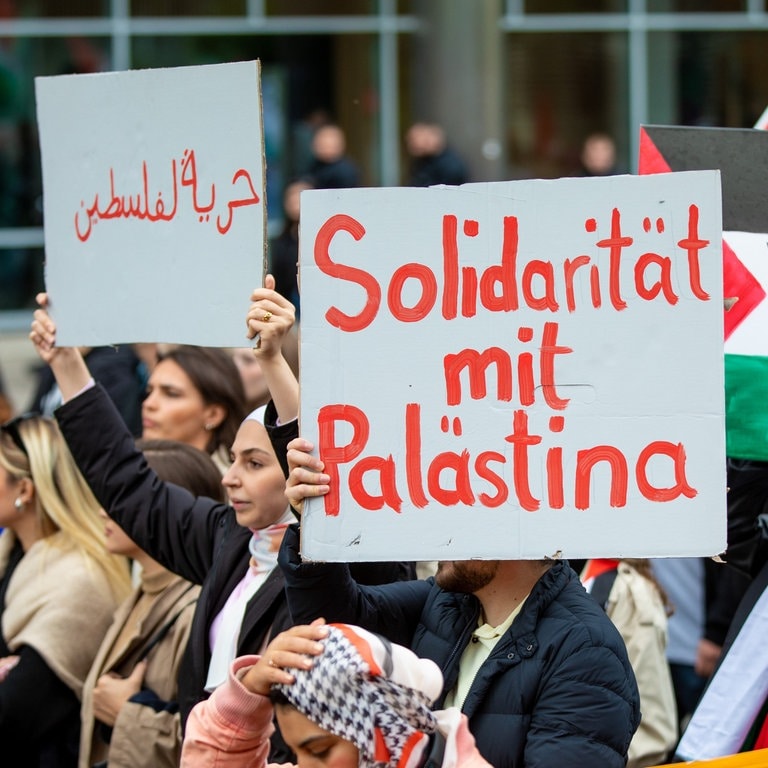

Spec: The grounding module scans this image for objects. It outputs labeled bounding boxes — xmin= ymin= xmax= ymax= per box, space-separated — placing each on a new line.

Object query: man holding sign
xmin=281 ymin=448 xmax=640 ymax=768
xmin=277 ymin=170 xmax=728 ymax=766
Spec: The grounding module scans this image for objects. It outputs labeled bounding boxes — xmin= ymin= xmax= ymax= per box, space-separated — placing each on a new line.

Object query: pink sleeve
xmin=181 ymin=655 xmax=278 ymax=768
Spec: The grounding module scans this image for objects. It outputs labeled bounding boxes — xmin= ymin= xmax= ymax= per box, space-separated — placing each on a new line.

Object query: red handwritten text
xmin=317 ymin=403 xmax=698 ymax=516
xmin=74 ymin=149 xmax=260 ymax=242
xmin=313 ymin=205 xmax=711 ymax=331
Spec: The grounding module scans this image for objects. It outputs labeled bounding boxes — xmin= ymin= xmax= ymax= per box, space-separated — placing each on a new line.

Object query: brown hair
xmin=136 ymin=438 xmax=226 ymax=502
xmin=156 ymin=345 xmax=246 ymax=454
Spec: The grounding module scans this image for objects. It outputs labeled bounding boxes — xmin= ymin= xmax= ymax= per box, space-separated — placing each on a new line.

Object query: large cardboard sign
xmin=640 ymin=125 xmax=768 ymax=461
xmin=299 ymin=172 xmax=726 ymax=562
xmin=35 ymin=61 xmax=265 ymax=346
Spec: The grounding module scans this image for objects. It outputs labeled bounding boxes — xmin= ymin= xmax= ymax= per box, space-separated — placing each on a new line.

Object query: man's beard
xmin=435 ymin=560 xmax=500 ymax=593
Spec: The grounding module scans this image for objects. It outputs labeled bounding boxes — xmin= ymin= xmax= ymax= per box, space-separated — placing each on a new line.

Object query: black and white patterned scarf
xmin=275 ymin=624 xmax=441 ymax=768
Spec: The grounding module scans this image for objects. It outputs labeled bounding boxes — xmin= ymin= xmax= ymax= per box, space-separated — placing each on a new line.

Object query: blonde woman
xmin=0 ymin=414 xmax=131 ymax=768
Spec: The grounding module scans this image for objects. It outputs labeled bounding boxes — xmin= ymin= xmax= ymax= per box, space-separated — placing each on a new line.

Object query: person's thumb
xmin=130 ymin=660 xmax=148 ymax=683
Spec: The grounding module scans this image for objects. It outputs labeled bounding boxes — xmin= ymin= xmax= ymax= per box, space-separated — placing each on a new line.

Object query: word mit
xmin=444 ymin=321 xmax=571 ymax=408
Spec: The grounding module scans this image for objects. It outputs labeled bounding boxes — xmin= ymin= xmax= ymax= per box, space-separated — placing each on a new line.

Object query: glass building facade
xmin=0 ymin=0 xmax=766 ymax=319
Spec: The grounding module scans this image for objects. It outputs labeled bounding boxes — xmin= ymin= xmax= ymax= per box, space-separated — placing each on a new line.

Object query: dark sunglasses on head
xmin=0 ymin=412 xmax=42 ymax=457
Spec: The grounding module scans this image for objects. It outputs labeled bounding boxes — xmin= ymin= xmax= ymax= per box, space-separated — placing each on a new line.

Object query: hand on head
xmin=285 ymin=437 xmax=330 ymax=517
xmin=246 ymin=274 xmax=296 ymax=361
xmin=241 ymin=619 xmax=328 ymax=696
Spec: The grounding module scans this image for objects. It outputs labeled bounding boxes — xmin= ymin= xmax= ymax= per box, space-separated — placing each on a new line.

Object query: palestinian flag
xmin=639 ymin=125 xmax=768 ymax=461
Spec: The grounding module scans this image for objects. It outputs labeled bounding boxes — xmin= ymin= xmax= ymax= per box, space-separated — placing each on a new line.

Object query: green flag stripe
xmin=725 ymin=354 xmax=768 ymax=461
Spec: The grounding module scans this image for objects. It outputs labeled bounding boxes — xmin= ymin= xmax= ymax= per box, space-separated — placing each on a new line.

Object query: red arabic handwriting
xmin=216 ymin=168 xmax=261 ymax=235
xmin=74 ymin=149 xmax=260 ymax=242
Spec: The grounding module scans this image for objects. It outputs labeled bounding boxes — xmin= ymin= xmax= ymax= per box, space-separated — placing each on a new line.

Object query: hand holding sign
xmin=286 ymin=437 xmax=331 ymax=518
xmin=246 ymin=274 xmax=296 ymax=359
xmin=29 ymin=294 xmax=93 ymax=401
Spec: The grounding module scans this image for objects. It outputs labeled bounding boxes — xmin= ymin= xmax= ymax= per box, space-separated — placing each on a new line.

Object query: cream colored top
xmin=443 ymin=599 xmax=526 ymax=710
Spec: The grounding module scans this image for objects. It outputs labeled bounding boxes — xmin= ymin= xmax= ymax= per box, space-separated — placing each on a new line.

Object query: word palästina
xmin=317 ymin=403 xmax=697 ymax=517
xmin=313 ymin=204 xmax=711 ymax=332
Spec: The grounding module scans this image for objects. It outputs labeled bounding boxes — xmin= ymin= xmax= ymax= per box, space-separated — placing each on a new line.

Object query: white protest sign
xmin=299 ymin=172 xmax=726 ymax=561
xmin=35 ymin=61 xmax=265 ymax=346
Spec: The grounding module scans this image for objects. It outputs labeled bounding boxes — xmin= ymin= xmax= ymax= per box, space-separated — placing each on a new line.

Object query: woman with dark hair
xmin=79 ymin=439 xmax=225 ymax=768
xmin=142 ymin=345 xmax=246 ymax=472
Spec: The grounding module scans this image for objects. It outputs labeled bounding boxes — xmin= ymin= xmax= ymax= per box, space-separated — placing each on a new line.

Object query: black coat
xmin=55 ymin=384 xmax=414 ymax=735
xmin=408 ymin=148 xmax=468 ymax=187
xmin=308 ymin=157 xmax=360 ymax=189
xmin=280 ymin=526 xmax=640 ymax=768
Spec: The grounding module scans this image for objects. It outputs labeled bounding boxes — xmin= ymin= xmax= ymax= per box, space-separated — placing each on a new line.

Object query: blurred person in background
xmin=577 ymin=132 xmax=622 ymax=177
xmin=581 ymin=557 xmax=678 ymax=766
xmin=269 ymin=177 xmax=313 ymax=317
xmin=405 ymin=122 xmax=469 ymax=187
xmin=0 ymin=362 xmax=11 ymax=422
xmin=307 ymin=124 xmax=360 ymax=190
xmin=230 ymin=332 xmax=298 ymax=415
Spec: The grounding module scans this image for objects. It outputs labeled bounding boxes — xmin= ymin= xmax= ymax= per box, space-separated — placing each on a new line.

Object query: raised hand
xmin=285 ymin=437 xmax=330 ymax=517
xmin=29 ymin=293 xmax=92 ymax=400
xmin=240 ymin=619 xmax=328 ymax=696
xmin=246 ymin=274 xmax=296 ymax=361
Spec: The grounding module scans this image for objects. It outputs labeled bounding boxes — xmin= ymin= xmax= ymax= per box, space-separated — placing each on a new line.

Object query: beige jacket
xmin=2 ymin=533 xmax=120 ymax=700
xmin=79 ymin=571 xmax=200 ymax=768
xmin=606 ymin=562 xmax=678 ymax=768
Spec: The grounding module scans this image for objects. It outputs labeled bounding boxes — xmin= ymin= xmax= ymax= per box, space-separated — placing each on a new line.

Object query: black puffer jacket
xmin=280 ymin=526 xmax=640 ymax=768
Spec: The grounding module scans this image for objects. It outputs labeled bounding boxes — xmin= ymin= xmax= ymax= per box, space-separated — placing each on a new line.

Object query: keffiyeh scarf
xmin=275 ymin=624 xmax=442 ymax=768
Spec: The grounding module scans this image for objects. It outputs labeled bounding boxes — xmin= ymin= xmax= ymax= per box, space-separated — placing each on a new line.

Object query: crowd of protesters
xmin=1 ymin=122 xmax=768 ymax=768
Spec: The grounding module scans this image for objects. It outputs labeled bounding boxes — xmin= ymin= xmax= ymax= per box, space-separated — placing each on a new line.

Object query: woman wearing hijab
xmin=29 ymin=279 xmax=415 ymax=762
xmin=182 ymin=621 xmax=491 ymax=768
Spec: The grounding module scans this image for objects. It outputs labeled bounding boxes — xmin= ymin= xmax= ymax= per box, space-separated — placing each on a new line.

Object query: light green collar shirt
xmin=442 ymin=599 xmax=527 ymax=711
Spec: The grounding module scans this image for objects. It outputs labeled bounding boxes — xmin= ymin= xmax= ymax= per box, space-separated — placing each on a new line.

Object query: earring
xmin=204 ymin=423 xmax=214 ymax=431
xmin=14 ymin=498 xmax=24 ymax=511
